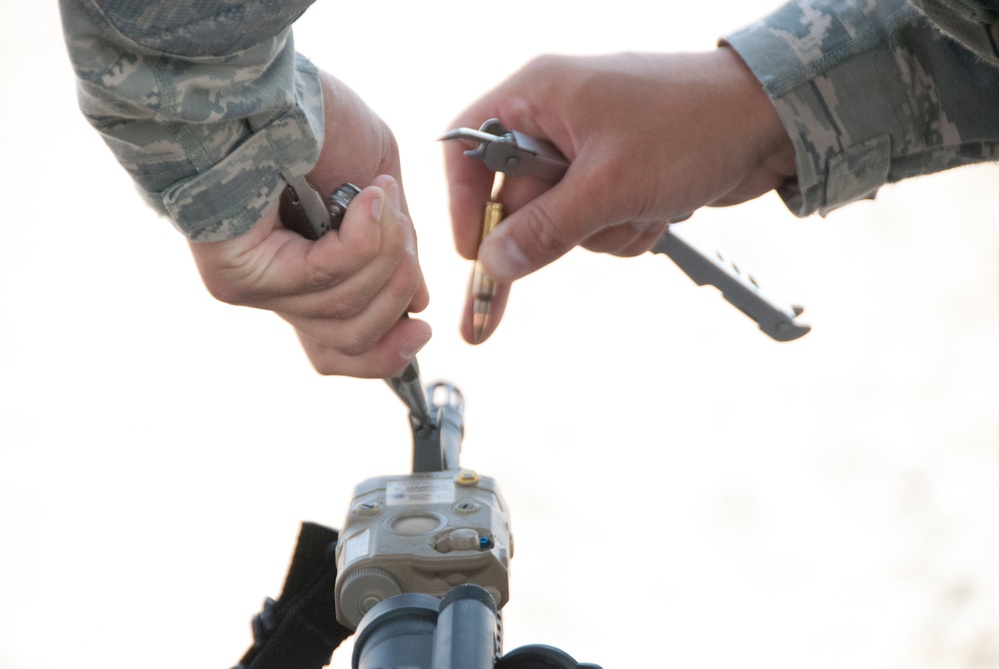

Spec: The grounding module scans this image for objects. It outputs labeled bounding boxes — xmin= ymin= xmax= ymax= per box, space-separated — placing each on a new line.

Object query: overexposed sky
xmin=2 ymin=2 xmax=998 ymax=668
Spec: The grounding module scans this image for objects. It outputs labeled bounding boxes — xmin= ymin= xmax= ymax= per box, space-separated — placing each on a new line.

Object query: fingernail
xmin=387 ymin=181 xmax=403 ymax=218
xmin=370 ymin=191 xmax=385 ymax=221
xmin=399 ymin=331 xmax=432 ymax=360
xmin=482 ymin=235 xmax=531 ymax=281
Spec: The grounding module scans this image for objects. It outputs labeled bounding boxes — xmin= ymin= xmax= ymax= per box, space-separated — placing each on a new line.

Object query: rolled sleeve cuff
xmin=161 ymin=57 xmax=323 ymax=241
xmin=724 ymin=0 xmax=920 ymax=216
xmin=163 ymin=102 xmax=320 ymax=241
xmin=63 ymin=0 xmax=325 ymax=243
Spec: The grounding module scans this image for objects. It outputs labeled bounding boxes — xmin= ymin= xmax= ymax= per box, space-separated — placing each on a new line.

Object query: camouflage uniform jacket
xmin=727 ymin=0 xmax=999 ymax=216
xmin=62 ymin=1 xmax=999 ymax=239
xmin=60 ymin=0 xmax=322 ymax=241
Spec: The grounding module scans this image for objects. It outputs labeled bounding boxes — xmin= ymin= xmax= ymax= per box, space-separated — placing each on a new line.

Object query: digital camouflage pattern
xmin=727 ymin=0 xmax=999 ymax=216
xmin=61 ymin=0 xmax=999 ymax=236
xmin=911 ymin=0 xmax=999 ymax=68
xmin=60 ymin=0 xmax=323 ymax=241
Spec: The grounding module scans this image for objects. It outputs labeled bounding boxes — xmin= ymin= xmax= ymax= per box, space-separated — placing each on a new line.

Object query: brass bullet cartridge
xmin=471 ymin=201 xmax=505 ymax=344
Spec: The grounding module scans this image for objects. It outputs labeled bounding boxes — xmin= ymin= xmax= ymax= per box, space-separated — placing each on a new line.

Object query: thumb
xmin=477 ymin=180 xmax=606 ymax=282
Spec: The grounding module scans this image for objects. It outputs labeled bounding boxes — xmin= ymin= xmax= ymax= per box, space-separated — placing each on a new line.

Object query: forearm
xmin=726 ymin=0 xmax=999 ymax=217
xmin=60 ymin=0 xmax=323 ymax=241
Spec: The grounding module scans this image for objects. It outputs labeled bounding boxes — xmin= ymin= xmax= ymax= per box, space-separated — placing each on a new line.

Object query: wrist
xmin=715 ymin=46 xmax=796 ymax=181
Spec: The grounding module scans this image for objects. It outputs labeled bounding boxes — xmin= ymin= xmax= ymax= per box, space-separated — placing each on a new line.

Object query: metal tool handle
xmin=279 ymin=177 xmax=360 ymax=240
xmin=651 ymin=228 xmax=810 ymax=341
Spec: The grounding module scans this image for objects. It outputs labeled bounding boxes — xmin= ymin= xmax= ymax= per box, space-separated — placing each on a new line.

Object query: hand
xmin=188 ymin=70 xmax=430 ymax=378
xmin=444 ymin=48 xmax=795 ymax=343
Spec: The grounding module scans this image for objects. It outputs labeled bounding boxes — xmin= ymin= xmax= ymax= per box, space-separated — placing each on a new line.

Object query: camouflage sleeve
xmin=909 ymin=0 xmax=999 ymax=68
xmin=59 ymin=0 xmax=324 ymax=241
xmin=725 ymin=0 xmax=999 ymax=217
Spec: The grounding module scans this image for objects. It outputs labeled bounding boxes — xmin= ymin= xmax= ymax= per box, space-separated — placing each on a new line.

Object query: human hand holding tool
xmin=441 ymin=119 xmax=573 ymax=343
xmin=280 ymin=177 xmax=433 ymax=425
xmin=443 ymin=117 xmax=809 ymax=343
xmin=442 ymin=51 xmax=802 ymax=342
xmin=188 ymin=72 xmax=430 ymax=380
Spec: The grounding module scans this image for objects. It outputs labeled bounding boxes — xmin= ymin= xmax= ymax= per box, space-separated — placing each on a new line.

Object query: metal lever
xmin=651 ymin=228 xmax=810 ymax=341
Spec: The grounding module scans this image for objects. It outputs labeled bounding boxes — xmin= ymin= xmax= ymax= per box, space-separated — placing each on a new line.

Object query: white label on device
xmin=386 ymin=478 xmax=455 ymax=506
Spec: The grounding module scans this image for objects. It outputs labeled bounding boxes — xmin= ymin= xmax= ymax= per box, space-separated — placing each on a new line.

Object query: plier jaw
xmin=441 ymin=119 xmax=569 ymax=181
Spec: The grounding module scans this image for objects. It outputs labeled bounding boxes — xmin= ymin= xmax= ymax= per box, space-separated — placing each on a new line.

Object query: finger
xmin=281 ymin=241 xmax=423 ymax=356
xmin=476 ymin=169 xmax=616 ymax=282
xmin=261 ymin=179 xmax=423 ymax=320
xmin=280 ymin=248 xmax=423 ymax=355
xmin=459 ymin=277 xmax=511 ymax=345
xmin=300 ymin=182 xmax=385 ymax=286
xmin=386 ymin=176 xmax=430 ymax=315
xmin=350 ymin=175 xmax=429 ymax=315
xmin=443 ymin=133 xmax=499 ymax=260
xmin=213 ymin=186 xmax=385 ymax=305
xmin=296 ymin=316 xmax=433 ymax=379
xmin=407 ymin=262 xmax=430 ymax=314
xmin=278 ymin=180 xmax=424 ymax=350
xmin=580 ymin=220 xmax=668 ymax=256
xmin=494 ymin=171 xmax=560 ymax=213
xmin=610 ymin=222 xmax=670 ymax=258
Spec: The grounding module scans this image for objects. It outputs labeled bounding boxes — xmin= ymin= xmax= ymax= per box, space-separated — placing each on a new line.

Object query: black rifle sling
xmin=234 ymin=522 xmax=353 ymax=669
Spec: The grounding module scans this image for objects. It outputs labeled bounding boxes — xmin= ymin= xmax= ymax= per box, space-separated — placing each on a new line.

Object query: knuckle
xmin=580 ymin=155 xmax=626 ymax=192
xmin=628 ymin=223 xmax=667 ymax=255
xmin=312 ymin=360 xmax=343 ymax=377
xmin=524 ymin=53 xmax=567 ymax=77
xmin=301 ymin=264 xmax=339 ymax=294
xmin=522 ymin=202 xmax=572 ymax=260
xmin=201 ymin=274 xmax=249 ymax=306
xmin=337 ymin=330 xmax=378 ymax=358
xmin=392 ymin=265 xmax=422 ymax=302
xmin=347 ymin=226 xmax=382 ymax=265
xmin=379 ymin=223 xmax=407 ymax=260
xmin=381 ymin=134 xmax=401 ymax=167
xmin=293 ymin=271 xmax=321 ymax=296
xmin=376 ymin=216 xmax=418 ymax=271
xmin=302 ymin=249 xmax=364 ymax=293
xmin=326 ymin=289 xmax=370 ymax=320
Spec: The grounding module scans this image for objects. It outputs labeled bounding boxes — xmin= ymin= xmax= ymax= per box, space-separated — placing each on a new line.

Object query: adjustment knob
xmin=339 ymin=566 xmax=403 ymax=628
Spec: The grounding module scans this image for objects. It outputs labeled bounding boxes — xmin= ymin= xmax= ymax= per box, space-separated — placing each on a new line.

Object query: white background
xmin=2 ymin=2 xmax=997 ymax=668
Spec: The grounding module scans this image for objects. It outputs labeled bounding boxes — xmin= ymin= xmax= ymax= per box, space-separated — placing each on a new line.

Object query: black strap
xmin=234 ymin=522 xmax=353 ymax=669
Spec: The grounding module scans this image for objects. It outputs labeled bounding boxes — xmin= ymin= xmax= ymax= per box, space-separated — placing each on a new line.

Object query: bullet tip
xmin=472 ymin=312 xmax=488 ymax=344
